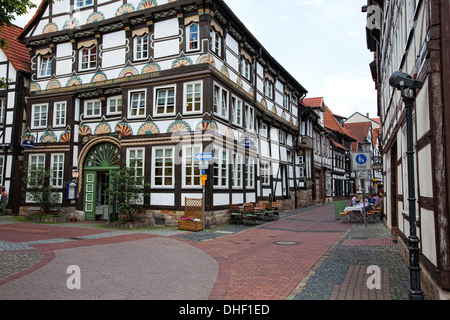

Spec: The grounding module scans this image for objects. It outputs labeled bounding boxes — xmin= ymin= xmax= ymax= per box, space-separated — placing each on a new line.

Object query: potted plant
xmin=178 ymin=217 xmax=203 ymax=232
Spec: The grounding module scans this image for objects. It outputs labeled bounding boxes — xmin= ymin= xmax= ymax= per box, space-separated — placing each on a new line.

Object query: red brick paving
xmin=194 ymin=205 xmax=353 ymax=300
xmin=0 ymin=223 xmax=111 ymax=242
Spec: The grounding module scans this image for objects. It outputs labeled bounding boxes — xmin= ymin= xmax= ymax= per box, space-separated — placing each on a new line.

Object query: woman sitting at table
xmin=352 ymin=194 xmax=360 ymax=206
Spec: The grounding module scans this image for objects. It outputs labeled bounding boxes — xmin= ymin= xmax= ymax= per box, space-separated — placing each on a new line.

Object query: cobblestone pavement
xmin=0 ymin=204 xmax=410 ymax=300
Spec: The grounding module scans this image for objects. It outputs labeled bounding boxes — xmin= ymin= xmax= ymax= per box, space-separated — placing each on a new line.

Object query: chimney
xmin=366 ymin=112 xmax=369 ymax=118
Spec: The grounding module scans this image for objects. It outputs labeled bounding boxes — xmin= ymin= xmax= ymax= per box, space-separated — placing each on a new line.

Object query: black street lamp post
xmin=389 ymin=71 xmax=425 ymax=300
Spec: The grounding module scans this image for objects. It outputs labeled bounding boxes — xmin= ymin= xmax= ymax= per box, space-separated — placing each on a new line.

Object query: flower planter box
xmin=178 ymin=220 xmax=203 ymax=232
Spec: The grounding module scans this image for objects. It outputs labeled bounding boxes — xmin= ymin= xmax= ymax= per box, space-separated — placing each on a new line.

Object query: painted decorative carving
xmin=91 ymin=72 xmax=107 ymax=83
xmin=137 ymin=0 xmax=158 ymax=10
xmin=138 ymin=122 xmax=160 ymax=135
xmin=171 ymin=57 xmax=193 ymax=69
xmin=116 ymin=4 xmax=135 ymax=16
xmin=63 ymin=18 xmax=79 ymax=30
xmin=79 ymin=125 xmax=92 ymax=136
xmin=141 ymin=63 xmax=161 ymax=74
xmin=46 ymin=80 xmax=61 ymax=90
xmin=42 ymin=23 xmax=58 ymax=34
xmin=87 ymin=12 xmax=105 ymax=24
xmin=115 ymin=122 xmax=133 ymax=136
xmin=94 ymin=123 xmax=112 ymax=135
xmin=40 ymin=131 xmax=57 ymax=143
xmin=197 ymin=54 xmax=215 ymax=67
xmin=119 ymin=66 xmax=139 ymax=78
xmin=60 ymin=131 xmax=71 ymax=142
xmin=167 ymin=120 xmax=191 ymax=133
xmin=66 ymin=76 xmax=82 ymax=87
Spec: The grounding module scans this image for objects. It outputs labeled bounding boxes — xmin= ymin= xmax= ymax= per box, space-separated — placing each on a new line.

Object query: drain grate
xmin=273 ymin=241 xmax=299 ymax=246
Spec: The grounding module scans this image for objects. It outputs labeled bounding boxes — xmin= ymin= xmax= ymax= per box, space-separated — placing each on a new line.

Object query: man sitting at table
xmin=352 ymin=194 xmax=360 ymax=206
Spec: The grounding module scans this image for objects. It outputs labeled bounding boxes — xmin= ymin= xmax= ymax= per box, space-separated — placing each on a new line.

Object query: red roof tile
xmin=344 ymin=122 xmax=372 ymax=143
xmin=323 ymin=104 xmax=357 ymax=142
xmin=0 ymin=24 xmax=31 ymax=72
xmin=303 ymin=97 xmax=324 ymax=109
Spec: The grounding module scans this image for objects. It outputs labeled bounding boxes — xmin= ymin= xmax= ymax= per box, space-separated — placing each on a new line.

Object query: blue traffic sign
xmin=356 ymin=154 xmax=368 ymax=165
xmin=195 ymin=153 xmax=213 ymax=161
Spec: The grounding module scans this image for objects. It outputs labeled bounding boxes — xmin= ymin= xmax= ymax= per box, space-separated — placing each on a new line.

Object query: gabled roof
xmin=0 ymin=24 xmax=31 ymax=73
xmin=344 ymin=121 xmax=372 ymax=143
xmin=303 ymin=97 xmax=325 ymax=110
xmin=323 ymin=104 xmax=357 ymax=142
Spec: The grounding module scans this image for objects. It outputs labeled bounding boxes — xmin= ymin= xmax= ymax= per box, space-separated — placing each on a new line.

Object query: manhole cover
xmin=273 ymin=241 xmax=299 ymax=246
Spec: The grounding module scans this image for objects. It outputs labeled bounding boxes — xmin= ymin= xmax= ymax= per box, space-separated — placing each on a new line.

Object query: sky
xmin=13 ymin=0 xmax=378 ymax=119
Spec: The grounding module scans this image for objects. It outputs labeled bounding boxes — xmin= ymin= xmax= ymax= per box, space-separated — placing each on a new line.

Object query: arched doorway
xmin=83 ymin=143 xmax=121 ymax=221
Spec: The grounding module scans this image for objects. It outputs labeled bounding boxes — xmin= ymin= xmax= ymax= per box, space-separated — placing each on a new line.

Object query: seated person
xmin=351 ymin=194 xmax=360 ymax=206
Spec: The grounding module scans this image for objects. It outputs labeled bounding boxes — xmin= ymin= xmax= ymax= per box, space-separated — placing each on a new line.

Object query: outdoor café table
xmin=344 ymin=205 xmax=365 ymax=223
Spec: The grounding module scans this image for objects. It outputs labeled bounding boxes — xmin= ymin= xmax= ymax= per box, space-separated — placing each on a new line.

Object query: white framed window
xmin=127 ymin=148 xmax=145 ymax=178
xmin=187 ymin=24 xmax=199 ymax=52
xmin=259 ymin=122 xmax=268 ymax=138
xmin=245 ymin=105 xmax=254 ymax=132
xmin=107 ymin=96 xmax=122 ymax=115
xmin=246 ymin=158 xmax=255 ymax=189
xmin=232 ymin=154 xmax=243 ymax=188
xmin=134 ymin=35 xmax=149 ymax=61
xmin=84 ymin=99 xmax=101 ymax=118
xmin=231 ymin=96 xmax=243 ymax=127
xmin=53 ymin=101 xmax=66 ymax=128
xmin=241 ymin=58 xmax=251 ymax=80
xmin=261 ymin=162 xmax=271 ymax=185
xmin=28 ymin=154 xmax=45 ymax=187
xmin=76 ymin=0 xmax=93 ymax=8
xmin=154 ymin=86 xmax=176 ymax=116
xmin=213 ymin=149 xmax=228 ymax=188
xmin=0 ymin=98 xmax=5 ymax=126
xmin=184 ymin=81 xmax=202 ymax=114
xmin=183 ymin=145 xmax=202 ymax=188
xmin=210 ymin=28 xmax=222 ymax=56
xmin=213 ymin=84 xmax=228 ymax=119
xmin=279 ymin=130 xmax=286 ymax=144
xmin=152 ymin=147 xmax=174 ymax=188
xmin=264 ymin=80 xmax=274 ymax=100
xmin=38 ymin=55 xmax=52 ymax=78
xmin=79 ymin=47 xmax=97 ymax=71
xmin=283 ymin=93 xmax=290 ymax=110
xmin=50 ymin=154 xmax=64 ymax=188
xmin=128 ymin=90 xmax=146 ymax=118
xmin=31 ymin=104 xmax=48 ymax=129
xmin=127 ymin=148 xmax=145 ymax=204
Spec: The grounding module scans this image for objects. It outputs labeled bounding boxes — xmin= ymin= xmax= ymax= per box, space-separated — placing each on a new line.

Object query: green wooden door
xmin=84 ymin=171 xmax=97 ymax=221
xmin=83 ymin=143 xmax=121 ymax=222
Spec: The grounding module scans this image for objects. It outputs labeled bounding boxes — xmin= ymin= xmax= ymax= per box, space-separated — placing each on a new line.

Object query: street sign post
xmin=195 ymin=153 xmax=213 ymax=161
xmin=352 ymin=152 xmax=372 ymax=172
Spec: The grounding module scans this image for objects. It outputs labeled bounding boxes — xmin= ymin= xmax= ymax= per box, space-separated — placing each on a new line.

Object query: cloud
xmin=319 ymin=76 xmax=378 ymax=117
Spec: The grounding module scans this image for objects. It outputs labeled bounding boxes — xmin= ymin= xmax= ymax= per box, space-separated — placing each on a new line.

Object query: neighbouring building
xmin=364 ymin=0 xmax=450 ymax=299
xmin=18 ymin=0 xmax=308 ymax=226
xmin=0 ymin=24 xmax=31 ymax=213
xmin=302 ymin=97 xmax=333 ymax=204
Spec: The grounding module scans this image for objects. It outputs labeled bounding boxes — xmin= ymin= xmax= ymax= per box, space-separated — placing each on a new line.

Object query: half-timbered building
xmin=0 ymin=24 xmax=31 ymax=213
xmin=18 ymin=0 xmax=307 ymax=226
